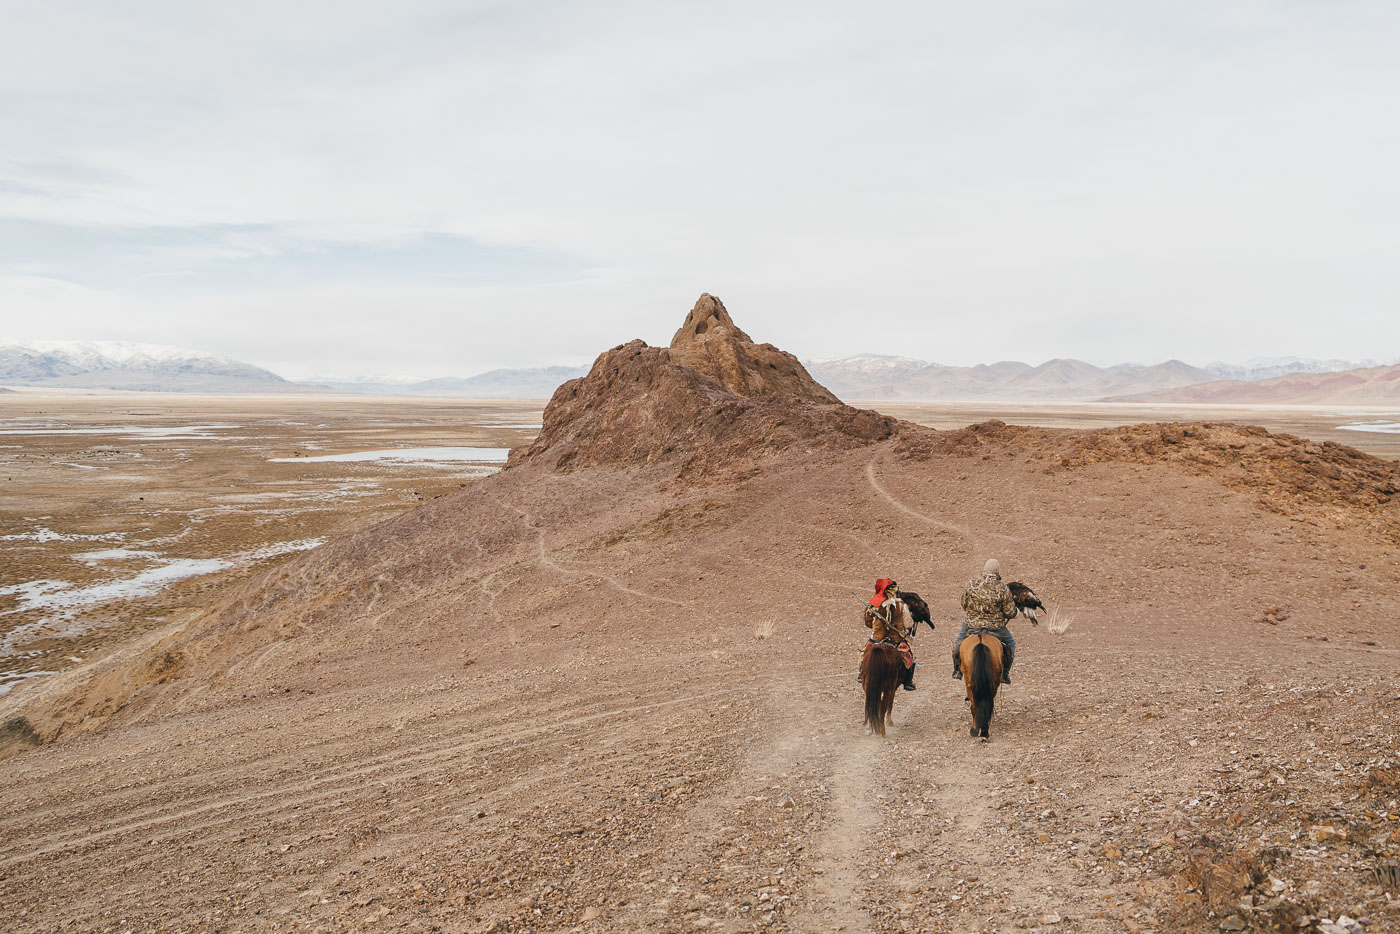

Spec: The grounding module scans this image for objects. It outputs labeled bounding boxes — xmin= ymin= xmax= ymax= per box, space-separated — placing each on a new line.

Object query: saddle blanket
xmin=865 ymin=638 xmax=914 ymax=669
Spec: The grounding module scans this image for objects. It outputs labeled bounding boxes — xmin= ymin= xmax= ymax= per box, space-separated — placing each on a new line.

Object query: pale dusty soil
xmin=0 ymin=395 xmax=1397 ymax=934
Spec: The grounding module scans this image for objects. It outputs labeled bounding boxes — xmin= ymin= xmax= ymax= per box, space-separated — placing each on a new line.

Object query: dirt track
xmin=3 ymin=426 xmax=1397 ymax=933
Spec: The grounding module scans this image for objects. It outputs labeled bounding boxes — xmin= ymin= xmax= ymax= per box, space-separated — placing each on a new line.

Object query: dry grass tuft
xmin=754 ymin=619 xmax=776 ymax=640
xmin=1046 ymin=608 xmax=1074 ymax=636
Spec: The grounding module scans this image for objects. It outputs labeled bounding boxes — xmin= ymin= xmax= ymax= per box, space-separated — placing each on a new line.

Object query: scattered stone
xmin=1312 ymin=825 xmax=1348 ymax=843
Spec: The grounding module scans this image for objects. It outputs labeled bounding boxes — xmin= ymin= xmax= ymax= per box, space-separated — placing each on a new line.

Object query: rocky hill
xmin=512 ymin=294 xmax=894 ymax=472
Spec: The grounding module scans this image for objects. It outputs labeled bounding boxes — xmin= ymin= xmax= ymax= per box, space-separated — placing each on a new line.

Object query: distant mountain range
xmin=4 ymin=340 xmax=1394 ymax=403
xmin=1111 ymin=364 xmax=1400 ymax=405
xmin=301 ymin=366 xmax=589 ymax=398
xmin=0 ymin=340 xmax=316 ymax=393
xmin=800 ymin=355 xmax=1392 ymax=402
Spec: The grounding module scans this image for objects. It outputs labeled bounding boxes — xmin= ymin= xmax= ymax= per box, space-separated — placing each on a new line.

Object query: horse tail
xmin=864 ymin=646 xmax=897 ymax=736
xmin=970 ymin=641 xmax=996 ymax=735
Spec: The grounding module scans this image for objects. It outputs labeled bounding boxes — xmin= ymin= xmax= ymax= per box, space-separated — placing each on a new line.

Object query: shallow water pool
xmin=1337 ymin=422 xmax=1400 ymax=434
xmin=269 ymin=446 xmax=510 ymax=464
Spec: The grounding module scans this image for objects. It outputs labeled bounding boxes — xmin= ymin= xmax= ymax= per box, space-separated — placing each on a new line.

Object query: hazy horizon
xmin=4 ymin=336 xmax=1396 ymax=386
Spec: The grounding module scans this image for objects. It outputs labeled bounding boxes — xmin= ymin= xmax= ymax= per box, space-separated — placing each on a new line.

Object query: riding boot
xmin=1002 ymin=656 xmax=1012 ymax=685
xmin=901 ymin=664 xmax=916 ymax=691
xmin=952 ymin=659 xmax=962 ymax=680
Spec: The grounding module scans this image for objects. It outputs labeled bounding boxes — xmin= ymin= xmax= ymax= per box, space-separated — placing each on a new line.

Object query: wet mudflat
xmin=0 ymin=391 xmax=543 ymax=697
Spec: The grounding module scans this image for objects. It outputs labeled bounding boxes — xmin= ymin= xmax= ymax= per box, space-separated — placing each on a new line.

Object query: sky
xmin=1 ymin=1 xmax=1397 ymax=379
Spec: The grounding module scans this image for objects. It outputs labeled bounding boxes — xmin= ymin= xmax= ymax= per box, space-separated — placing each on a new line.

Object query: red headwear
xmin=870 ymin=578 xmax=896 ymax=606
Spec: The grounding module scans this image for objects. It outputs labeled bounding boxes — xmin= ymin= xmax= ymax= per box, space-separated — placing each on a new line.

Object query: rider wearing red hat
xmin=863 ymin=578 xmax=917 ymax=691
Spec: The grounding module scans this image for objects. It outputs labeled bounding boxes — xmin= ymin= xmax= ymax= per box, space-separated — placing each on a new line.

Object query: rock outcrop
xmin=666 ymin=294 xmax=840 ymax=404
xmin=509 ymin=294 xmax=896 ymax=473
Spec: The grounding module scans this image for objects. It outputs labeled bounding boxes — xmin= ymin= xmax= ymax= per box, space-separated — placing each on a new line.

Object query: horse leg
xmin=881 ymin=657 xmax=897 ymax=730
xmin=960 ymin=643 xmax=978 ymax=735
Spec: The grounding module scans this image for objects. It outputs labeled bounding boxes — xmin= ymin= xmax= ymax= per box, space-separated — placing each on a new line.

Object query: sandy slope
xmin=2 ymin=298 xmax=1398 ymax=933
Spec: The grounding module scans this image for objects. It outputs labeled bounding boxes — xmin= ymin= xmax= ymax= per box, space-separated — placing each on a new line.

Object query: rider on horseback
xmin=952 ymin=559 xmax=1018 ymax=685
xmin=864 ymin=578 xmax=917 ymax=691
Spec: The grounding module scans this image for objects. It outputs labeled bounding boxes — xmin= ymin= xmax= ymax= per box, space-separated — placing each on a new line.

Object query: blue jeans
xmin=953 ymin=622 xmax=1015 ymax=668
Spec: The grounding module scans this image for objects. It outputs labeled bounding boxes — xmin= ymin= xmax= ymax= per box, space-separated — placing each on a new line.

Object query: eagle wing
xmin=1006 ymin=581 xmax=1044 ymax=624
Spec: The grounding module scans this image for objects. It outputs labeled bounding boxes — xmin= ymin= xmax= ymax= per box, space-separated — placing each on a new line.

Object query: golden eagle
xmin=897 ymin=589 xmax=933 ymax=635
xmin=1006 ymin=581 xmax=1044 ymax=625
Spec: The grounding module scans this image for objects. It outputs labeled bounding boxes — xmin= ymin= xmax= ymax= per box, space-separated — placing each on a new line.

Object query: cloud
xmin=0 ymin=220 xmax=586 ymax=293
xmin=1 ymin=1 xmax=1398 ymax=375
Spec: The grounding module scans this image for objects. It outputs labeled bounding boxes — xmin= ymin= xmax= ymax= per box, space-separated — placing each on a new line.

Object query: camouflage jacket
xmin=864 ymin=597 xmax=911 ymax=644
xmin=961 ymin=572 xmax=1017 ymax=630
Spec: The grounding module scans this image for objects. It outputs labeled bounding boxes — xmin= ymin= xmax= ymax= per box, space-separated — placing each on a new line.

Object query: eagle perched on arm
xmin=897 ymin=590 xmax=933 ymax=635
xmin=1006 ymin=581 xmax=1044 ymax=625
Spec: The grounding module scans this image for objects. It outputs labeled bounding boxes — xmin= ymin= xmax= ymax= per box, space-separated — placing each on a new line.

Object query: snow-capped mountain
xmin=0 ymin=340 xmax=313 ymax=392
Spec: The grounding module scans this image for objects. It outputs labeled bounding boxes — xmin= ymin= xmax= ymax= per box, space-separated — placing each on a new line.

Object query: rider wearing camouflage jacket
xmin=952 ymin=559 xmax=1018 ymax=684
xmin=961 ymin=568 xmax=1017 ymax=628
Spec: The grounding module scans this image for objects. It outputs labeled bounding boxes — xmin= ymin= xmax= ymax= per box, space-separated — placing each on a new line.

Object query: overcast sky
xmin=2 ymin=1 xmax=1397 ymax=378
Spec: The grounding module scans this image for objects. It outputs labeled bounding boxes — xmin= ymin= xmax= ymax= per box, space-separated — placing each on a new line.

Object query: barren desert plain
xmin=2 ymin=305 xmax=1399 ymax=934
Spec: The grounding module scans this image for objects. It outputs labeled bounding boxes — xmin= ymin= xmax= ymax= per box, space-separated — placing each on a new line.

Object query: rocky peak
xmin=671 ymin=293 xmax=753 ymax=346
xmin=508 ymin=294 xmax=896 ymax=473
xmin=666 ymin=294 xmax=841 ymax=405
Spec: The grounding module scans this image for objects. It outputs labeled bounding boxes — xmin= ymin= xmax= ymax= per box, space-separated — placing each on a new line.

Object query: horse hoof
xmin=979 ymin=735 xmax=989 ymax=744
xmin=969 ymin=727 xmax=978 ymax=737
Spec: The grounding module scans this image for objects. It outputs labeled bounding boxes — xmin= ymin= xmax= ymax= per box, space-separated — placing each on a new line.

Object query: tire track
xmin=865 ymin=455 xmax=1020 ymax=555
xmin=521 ymin=511 xmax=695 ymax=609
xmin=2 ymin=674 xmax=851 ymax=870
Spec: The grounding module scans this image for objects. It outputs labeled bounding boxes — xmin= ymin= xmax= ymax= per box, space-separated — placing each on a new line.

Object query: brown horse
xmin=959 ymin=632 xmax=1004 ymax=740
xmin=860 ymin=642 xmax=903 ymax=736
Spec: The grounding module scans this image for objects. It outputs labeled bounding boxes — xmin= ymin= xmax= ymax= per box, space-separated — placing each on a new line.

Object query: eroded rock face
xmin=668 ymin=294 xmax=840 ymax=405
xmin=509 ymin=294 xmax=896 ymax=472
